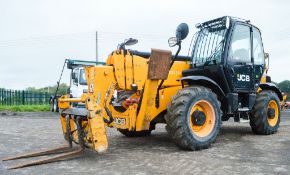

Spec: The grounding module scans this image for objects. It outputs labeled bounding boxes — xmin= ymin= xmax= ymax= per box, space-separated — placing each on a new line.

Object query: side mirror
xmin=118 ymin=38 xmax=138 ymax=51
xmin=264 ymin=53 xmax=269 ymax=59
xmin=168 ymin=37 xmax=178 ymax=47
xmin=74 ymin=78 xmax=78 ymax=85
xmin=71 ymin=72 xmax=76 ymax=79
xmin=176 ymin=23 xmax=189 ymax=41
xmin=124 ymin=38 xmax=138 ymax=46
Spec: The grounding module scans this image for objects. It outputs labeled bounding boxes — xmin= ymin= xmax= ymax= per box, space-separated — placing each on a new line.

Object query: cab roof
xmin=196 ymin=16 xmax=259 ymax=31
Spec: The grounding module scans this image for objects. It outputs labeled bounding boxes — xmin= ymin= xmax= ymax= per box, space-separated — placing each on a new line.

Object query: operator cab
xmin=183 ymin=16 xmax=266 ymax=115
xmin=71 ymin=68 xmax=88 ymax=98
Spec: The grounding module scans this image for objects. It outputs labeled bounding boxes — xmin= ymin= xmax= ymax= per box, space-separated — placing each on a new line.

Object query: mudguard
xmin=179 ymin=76 xmax=225 ymax=98
xmin=259 ymin=83 xmax=283 ymax=101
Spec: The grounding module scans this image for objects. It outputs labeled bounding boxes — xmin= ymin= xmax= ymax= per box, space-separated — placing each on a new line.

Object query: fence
xmin=0 ymin=89 xmax=51 ymax=106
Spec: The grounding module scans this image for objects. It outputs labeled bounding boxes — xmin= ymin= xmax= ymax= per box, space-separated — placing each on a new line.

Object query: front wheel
xmin=250 ymin=90 xmax=280 ymax=135
xmin=165 ymin=86 xmax=221 ymax=150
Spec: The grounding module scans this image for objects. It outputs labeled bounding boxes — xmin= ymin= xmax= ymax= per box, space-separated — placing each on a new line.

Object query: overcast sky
xmin=0 ymin=0 xmax=290 ymax=90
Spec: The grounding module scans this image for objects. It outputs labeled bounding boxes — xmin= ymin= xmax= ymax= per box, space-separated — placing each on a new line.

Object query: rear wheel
xmin=250 ymin=90 xmax=280 ymax=134
xmin=165 ymin=86 xmax=221 ymax=150
xmin=65 ymin=115 xmax=73 ymax=148
xmin=117 ymin=129 xmax=151 ymax=137
xmin=50 ymin=99 xmax=54 ymax=112
xmin=54 ymin=98 xmax=59 ymax=112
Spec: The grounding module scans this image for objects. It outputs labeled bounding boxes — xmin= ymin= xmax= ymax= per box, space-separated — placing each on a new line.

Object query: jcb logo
xmin=237 ymin=74 xmax=250 ymax=82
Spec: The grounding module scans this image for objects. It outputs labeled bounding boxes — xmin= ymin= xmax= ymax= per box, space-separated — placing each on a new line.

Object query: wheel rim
xmin=189 ymin=100 xmax=215 ymax=137
xmin=267 ymin=100 xmax=279 ymax=127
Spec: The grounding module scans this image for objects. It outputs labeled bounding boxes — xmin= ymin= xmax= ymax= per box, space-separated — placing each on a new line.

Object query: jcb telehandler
xmin=3 ymin=16 xmax=283 ymax=169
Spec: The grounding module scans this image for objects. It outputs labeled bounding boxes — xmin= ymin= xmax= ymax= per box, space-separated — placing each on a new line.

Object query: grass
xmin=0 ymin=105 xmax=50 ymax=112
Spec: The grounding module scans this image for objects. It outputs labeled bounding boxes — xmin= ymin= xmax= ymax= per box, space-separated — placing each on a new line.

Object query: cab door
xmin=70 ymin=68 xmax=79 ymax=97
xmin=227 ymin=24 xmax=254 ymax=92
xmin=252 ymin=28 xmax=265 ymax=87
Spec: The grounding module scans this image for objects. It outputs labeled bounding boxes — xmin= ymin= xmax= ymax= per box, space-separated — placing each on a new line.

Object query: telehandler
xmin=3 ymin=16 xmax=283 ymax=169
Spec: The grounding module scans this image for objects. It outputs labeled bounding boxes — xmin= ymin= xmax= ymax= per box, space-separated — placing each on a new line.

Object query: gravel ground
xmin=0 ymin=111 xmax=290 ymax=175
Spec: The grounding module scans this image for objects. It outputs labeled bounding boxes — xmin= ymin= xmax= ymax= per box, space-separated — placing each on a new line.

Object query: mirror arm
xmin=155 ymin=43 xmax=182 ymax=108
xmin=118 ymin=43 xmax=125 ymax=51
xmin=169 ymin=43 xmax=182 ymax=69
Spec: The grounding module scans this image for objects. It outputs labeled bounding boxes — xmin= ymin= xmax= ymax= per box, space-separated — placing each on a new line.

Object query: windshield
xmin=79 ymin=69 xmax=87 ymax=85
xmin=192 ymin=26 xmax=227 ymax=66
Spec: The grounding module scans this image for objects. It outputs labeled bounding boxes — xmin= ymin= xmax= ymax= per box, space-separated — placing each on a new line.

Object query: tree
xmin=277 ymin=80 xmax=290 ymax=92
xmin=277 ymin=80 xmax=290 ymax=100
xmin=25 ymin=83 xmax=69 ymax=96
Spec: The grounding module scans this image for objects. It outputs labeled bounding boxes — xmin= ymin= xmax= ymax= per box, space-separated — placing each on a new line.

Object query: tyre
xmin=165 ymin=86 xmax=221 ymax=150
xmin=50 ymin=99 xmax=54 ymax=112
xmin=65 ymin=115 xmax=73 ymax=148
xmin=54 ymin=98 xmax=59 ymax=112
xmin=250 ymin=90 xmax=280 ymax=135
xmin=117 ymin=129 xmax=151 ymax=137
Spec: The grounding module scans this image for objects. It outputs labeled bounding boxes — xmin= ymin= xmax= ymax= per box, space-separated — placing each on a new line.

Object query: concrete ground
xmin=0 ymin=111 xmax=290 ymax=175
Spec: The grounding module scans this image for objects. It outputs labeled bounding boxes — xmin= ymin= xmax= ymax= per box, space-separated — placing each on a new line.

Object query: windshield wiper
xmin=203 ymin=39 xmax=224 ymax=66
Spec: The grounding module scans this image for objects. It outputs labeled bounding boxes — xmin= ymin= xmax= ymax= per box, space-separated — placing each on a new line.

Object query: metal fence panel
xmin=0 ymin=88 xmax=50 ymax=106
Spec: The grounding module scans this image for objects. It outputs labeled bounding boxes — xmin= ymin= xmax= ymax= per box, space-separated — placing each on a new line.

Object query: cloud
xmin=0 ymin=0 xmax=289 ymax=89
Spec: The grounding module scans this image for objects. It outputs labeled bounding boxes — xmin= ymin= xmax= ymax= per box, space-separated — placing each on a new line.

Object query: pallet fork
xmin=2 ymin=145 xmax=83 ymax=170
xmin=2 ymin=115 xmax=87 ymax=169
xmin=2 ymin=88 xmax=110 ymax=170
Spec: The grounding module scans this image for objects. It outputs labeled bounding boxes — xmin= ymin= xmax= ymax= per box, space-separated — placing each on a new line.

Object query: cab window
xmin=192 ymin=27 xmax=227 ymax=66
xmin=79 ymin=69 xmax=87 ymax=85
xmin=228 ymin=25 xmax=251 ymax=63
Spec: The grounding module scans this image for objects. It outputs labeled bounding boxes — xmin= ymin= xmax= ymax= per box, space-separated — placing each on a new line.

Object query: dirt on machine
xmin=2 ymin=16 xmax=283 ymax=169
